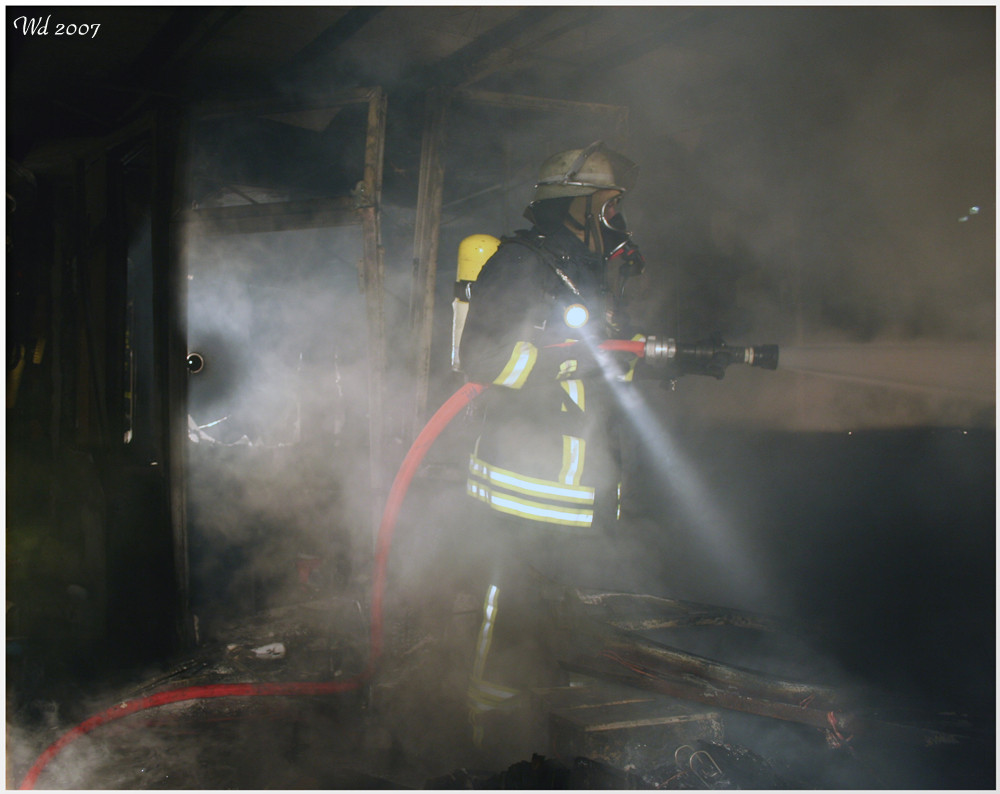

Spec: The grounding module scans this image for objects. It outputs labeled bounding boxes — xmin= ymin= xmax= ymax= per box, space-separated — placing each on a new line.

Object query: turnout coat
xmin=459 ymin=224 xmax=635 ymax=533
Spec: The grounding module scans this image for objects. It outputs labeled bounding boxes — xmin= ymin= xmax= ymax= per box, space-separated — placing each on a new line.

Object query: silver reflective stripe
xmin=467 ymin=676 xmax=519 ymax=711
xmin=468 ymin=585 xmax=520 ymax=719
xmin=472 ymin=584 xmax=499 ymax=681
xmin=486 ymin=493 xmax=593 ymax=526
xmin=467 ymin=481 xmax=593 ymax=527
xmin=466 ymin=482 xmax=594 ymax=527
xmin=469 ymin=455 xmax=592 ymax=503
xmin=470 ymin=677 xmax=518 ymax=701
xmin=560 ymin=379 xmax=584 ymax=411
xmin=493 ymin=341 xmax=537 ymax=389
xmin=468 ymin=451 xmax=595 ymax=527
xmin=560 ymin=435 xmax=585 ymax=486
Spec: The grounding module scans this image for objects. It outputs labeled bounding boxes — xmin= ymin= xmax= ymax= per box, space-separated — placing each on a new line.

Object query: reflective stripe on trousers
xmin=467 ymin=583 xmax=519 ymax=747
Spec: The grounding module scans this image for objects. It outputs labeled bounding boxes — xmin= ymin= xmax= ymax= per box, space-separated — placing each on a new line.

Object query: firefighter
xmin=457 ymin=141 xmax=647 ymax=752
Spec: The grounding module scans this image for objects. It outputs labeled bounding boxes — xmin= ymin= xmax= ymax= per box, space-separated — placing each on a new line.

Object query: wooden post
xmin=408 ymin=88 xmax=451 ymax=441
xmin=357 ymin=87 xmax=389 ymax=538
xmin=156 ymin=103 xmax=195 ymax=649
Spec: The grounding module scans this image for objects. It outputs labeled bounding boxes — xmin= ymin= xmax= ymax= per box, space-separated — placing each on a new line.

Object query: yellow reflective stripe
xmin=493 ymin=341 xmax=537 ymax=388
xmin=467 ymin=482 xmax=593 ymax=527
xmin=468 ymin=694 xmax=499 ymax=712
xmin=621 ymin=333 xmax=645 ymax=382
xmin=470 ymin=677 xmax=519 ymax=699
xmin=559 ymin=435 xmax=585 ymax=486
xmin=558 ymin=359 xmax=578 ymax=379
xmin=468 ymin=585 xmax=520 ymax=718
xmin=469 ymin=455 xmax=593 ymax=503
xmin=559 ymin=379 xmax=584 ymax=411
xmin=468 ymin=693 xmax=515 ymax=712
xmin=467 ymin=676 xmax=519 ymax=709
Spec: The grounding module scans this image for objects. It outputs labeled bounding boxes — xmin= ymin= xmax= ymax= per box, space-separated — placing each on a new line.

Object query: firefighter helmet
xmin=531 ymin=141 xmax=638 ymax=203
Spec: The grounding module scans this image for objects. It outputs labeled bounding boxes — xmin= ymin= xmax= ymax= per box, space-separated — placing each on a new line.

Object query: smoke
xmin=184 ymin=227 xmax=362 ymax=620
xmin=608 ymin=8 xmax=994 ymax=431
xmin=15 ymin=8 xmax=990 ymax=787
xmin=175 ymin=9 xmax=989 ymax=784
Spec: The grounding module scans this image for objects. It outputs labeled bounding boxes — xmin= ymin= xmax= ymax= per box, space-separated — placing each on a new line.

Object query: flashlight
xmin=564 ymin=303 xmax=590 ymax=329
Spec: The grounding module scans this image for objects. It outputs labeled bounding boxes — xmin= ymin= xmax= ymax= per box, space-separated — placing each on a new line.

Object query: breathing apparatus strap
xmin=501 ymin=231 xmax=583 ymax=298
xmin=563 ymin=207 xmax=588 ymax=236
xmin=560 ymin=194 xmax=598 ymax=253
xmin=583 ymin=194 xmax=598 ymax=253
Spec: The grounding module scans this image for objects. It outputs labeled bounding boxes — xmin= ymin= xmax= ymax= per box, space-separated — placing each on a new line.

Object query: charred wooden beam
xmin=568 ymin=588 xmax=820 ymax=635
xmin=179 ymin=196 xmax=358 ymax=235
xmin=562 ymin=653 xmax=849 ymax=735
xmin=454 ymin=8 xmax=606 ymax=89
xmin=189 ymin=87 xmax=379 ymax=121
xmin=561 ymin=7 xmax=735 ymax=82
xmin=564 ymin=652 xmax=981 ymax=749
xmin=453 ymin=90 xmax=629 ymax=147
xmin=276 ymin=7 xmax=385 ymax=87
xmin=410 ymin=8 xmax=563 ymax=90
xmin=558 ymin=593 xmax=985 ymax=749
xmin=357 ymin=87 xmax=389 ymax=537
xmin=157 ymin=102 xmax=193 ymax=651
xmin=408 ymin=88 xmax=451 ymax=438
xmin=613 ymin=635 xmax=840 ymax=708
xmin=112 ymin=9 xmax=246 ymax=124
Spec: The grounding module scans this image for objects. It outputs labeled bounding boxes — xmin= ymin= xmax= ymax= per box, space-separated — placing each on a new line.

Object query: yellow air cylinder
xmin=451 ymin=234 xmax=500 ymax=371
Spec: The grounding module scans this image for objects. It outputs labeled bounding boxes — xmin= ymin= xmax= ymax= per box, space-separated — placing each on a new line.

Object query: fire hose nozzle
xmin=639 ymin=336 xmax=779 ymax=377
xmin=739 ymin=344 xmax=779 ymax=370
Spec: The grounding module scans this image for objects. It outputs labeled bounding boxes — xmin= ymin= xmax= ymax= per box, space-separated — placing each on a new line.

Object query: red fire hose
xmin=19 ymin=341 xmax=646 ymax=789
xmin=18 ymin=381 xmax=487 ymax=788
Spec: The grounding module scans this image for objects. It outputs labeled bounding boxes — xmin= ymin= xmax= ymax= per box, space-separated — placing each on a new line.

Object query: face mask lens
xmin=599 ymin=196 xmax=630 ymax=255
xmin=601 ymin=196 xmax=625 ymax=228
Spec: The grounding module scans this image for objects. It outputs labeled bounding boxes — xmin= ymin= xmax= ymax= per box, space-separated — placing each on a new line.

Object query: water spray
xmin=777 ymin=343 xmax=994 ymax=402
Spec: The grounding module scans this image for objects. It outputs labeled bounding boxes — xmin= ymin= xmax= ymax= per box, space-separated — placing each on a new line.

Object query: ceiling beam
xmin=455 ymin=7 xmax=606 ymax=89
xmin=104 ymin=8 xmax=246 ymax=124
xmin=408 ymin=6 xmax=565 ymax=90
xmin=572 ymin=7 xmax=738 ymax=78
xmin=118 ymin=8 xmax=245 ymax=93
xmin=275 ymin=7 xmax=386 ymax=86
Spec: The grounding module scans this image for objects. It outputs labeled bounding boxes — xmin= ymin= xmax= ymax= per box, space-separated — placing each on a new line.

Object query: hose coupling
xmin=643 ymin=335 xmax=677 ymax=364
